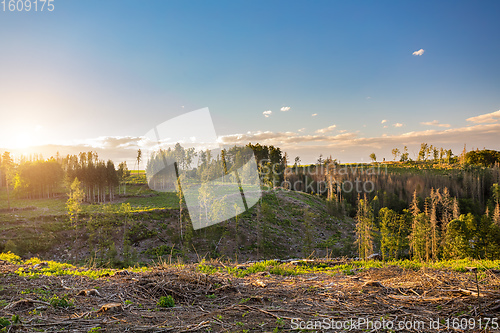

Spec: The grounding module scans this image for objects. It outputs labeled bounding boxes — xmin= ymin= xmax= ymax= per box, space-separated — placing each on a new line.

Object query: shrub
xmin=157 ymin=295 xmax=175 ymax=308
xmin=49 ymin=295 xmax=73 ymax=308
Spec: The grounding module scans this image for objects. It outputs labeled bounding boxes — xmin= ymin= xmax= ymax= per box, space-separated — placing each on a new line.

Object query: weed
xmin=157 ymin=295 xmax=175 ymax=308
xmin=0 ymin=317 xmax=10 ymax=329
xmin=0 ymin=252 xmax=21 ymax=263
xmin=48 ymin=295 xmax=73 ymax=308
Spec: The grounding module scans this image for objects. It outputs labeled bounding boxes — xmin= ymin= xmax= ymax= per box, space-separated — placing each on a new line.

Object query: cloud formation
xmin=315 ymin=124 xmax=337 ymax=134
xmin=7 ymin=121 xmax=500 ymax=165
xmin=311 ymin=113 xmax=317 ymax=117
xmin=280 ymin=106 xmax=291 ymax=112
xmin=412 ymin=49 xmax=425 ymax=56
xmin=421 ymin=120 xmax=451 ymax=128
xmin=381 ymin=119 xmax=387 ymax=124
xmin=393 ymin=123 xmax=403 ymax=128
xmin=218 ymin=123 xmax=500 ymax=152
xmin=263 ymin=110 xmax=272 ymax=118
xmin=466 ymin=110 xmax=500 ymax=124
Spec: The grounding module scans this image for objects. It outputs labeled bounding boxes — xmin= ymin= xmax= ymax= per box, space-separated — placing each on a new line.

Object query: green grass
xmin=0 ymin=253 xmax=150 ymax=279
xmin=0 ymin=188 xmax=68 ymax=220
xmin=196 ymin=258 xmax=500 ymax=278
xmin=124 ymin=191 xmax=179 ymax=210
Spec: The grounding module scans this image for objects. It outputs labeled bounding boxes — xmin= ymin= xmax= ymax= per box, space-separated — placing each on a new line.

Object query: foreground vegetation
xmin=1 ymin=254 xmax=500 ymax=332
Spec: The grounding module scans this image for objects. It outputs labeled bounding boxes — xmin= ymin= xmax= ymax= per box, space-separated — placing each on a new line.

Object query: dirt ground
xmin=1 ymin=259 xmax=500 ymax=332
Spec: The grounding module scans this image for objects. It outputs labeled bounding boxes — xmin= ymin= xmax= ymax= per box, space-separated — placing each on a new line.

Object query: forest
xmin=1 ymin=144 xmax=500 ymax=263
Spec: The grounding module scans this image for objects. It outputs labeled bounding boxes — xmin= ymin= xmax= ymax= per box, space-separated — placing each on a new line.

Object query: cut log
xmin=77 ymin=289 xmax=101 ymax=297
xmin=97 ymin=303 xmax=123 ymax=313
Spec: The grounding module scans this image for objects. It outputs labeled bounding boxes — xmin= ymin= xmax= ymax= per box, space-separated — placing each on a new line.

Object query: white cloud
xmin=218 ymin=123 xmax=500 ymax=153
xmin=298 ymin=128 xmax=306 ymax=133
xmin=218 ymin=130 xmax=356 ymax=146
xmin=412 ymin=49 xmax=425 ymax=56
xmin=381 ymin=119 xmax=387 ymax=124
xmin=383 ymin=125 xmax=388 ymax=128
xmin=280 ymin=106 xmax=291 ymax=112
xmin=466 ymin=110 xmax=500 ymax=124
xmin=315 ymin=124 xmax=337 ymax=134
xmin=421 ymin=120 xmax=451 ymax=128
xmin=393 ymin=123 xmax=403 ymax=128
xmin=263 ymin=110 xmax=272 ymax=118
xmin=12 ymin=122 xmax=500 ymax=166
xmin=311 ymin=113 xmax=317 ymax=117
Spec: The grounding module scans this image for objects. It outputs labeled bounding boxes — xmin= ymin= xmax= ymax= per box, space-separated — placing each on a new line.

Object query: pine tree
xmin=429 ymin=188 xmax=440 ymax=260
xmin=409 ymin=190 xmax=429 ymax=260
xmin=453 ymin=197 xmax=460 ymax=220
xmin=1 ymin=152 xmax=13 ymax=210
xmin=136 ymin=149 xmax=142 ymax=176
xmin=355 ymin=195 xmax=374 ymax=260
xmin=67 ymin=177 xmax=84 ymax=226
xmin=493 ymin=202 xmax=500 ymax=226
xmin=430 ymin=203 xmax=438 ymax=260
xmin=441 ymin=188 xmax=452 ymax=230
xmin=379 ymin=207 xmax=407 ymax=259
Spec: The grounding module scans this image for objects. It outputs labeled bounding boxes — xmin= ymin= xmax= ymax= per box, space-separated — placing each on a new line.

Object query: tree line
xmin=0 ymin=151 xmax=131 ymax=206
xmin=145 ymin=142 xmax=286 ymax=189
xmin=356 ymin=184 xmax=500 ymax=260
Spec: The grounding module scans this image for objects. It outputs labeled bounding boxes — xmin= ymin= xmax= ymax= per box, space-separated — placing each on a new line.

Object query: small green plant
xmin=49 ymin=294 xmax=73 ymax=308
xmin=29 ymin=309 xmax=40 ymax=315
xmin=273 ymin=317 xmax=285 ymax=332
xmin=239 ymin=298 xmax=250 ymax=304
xmin=124 ymin=300 xmax=133 ymax=305
xmin=10 ymin=315 xmax=19 ymax=325
xmin=206 ymin=294 xmax=216 ymax=299
xmin=87 ymin=327 xmax=103 ymax=333
xmin=0 ymin=317 xmax=10 ymax=329
xmin=156 ymin=295 xmax=175 ymax=308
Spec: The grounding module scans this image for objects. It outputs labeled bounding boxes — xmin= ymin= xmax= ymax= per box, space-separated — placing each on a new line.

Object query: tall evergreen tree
xmin=1 ymin=152 xmax=14 ymax=210
xmin=355 ymin=195 xmax=375 ymax=260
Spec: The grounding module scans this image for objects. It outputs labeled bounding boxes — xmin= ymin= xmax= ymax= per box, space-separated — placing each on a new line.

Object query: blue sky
xmin=1 ymin=0 xmax=500 ymax=163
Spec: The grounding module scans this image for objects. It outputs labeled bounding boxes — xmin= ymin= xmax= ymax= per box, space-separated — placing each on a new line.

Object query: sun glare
xmin=12 ymin=131 xmax=36 ymax=149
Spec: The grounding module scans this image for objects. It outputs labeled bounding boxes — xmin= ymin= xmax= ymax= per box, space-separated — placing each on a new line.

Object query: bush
xmin=157 ymin=295 xmax=175 ymax=308
xmin=3 ymin=240 xmax=18 ymax=255
xmin=0 ymin=317 xmax=10 ymax=329
xmin=49 ymin=295 xmax=73 ymax=308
